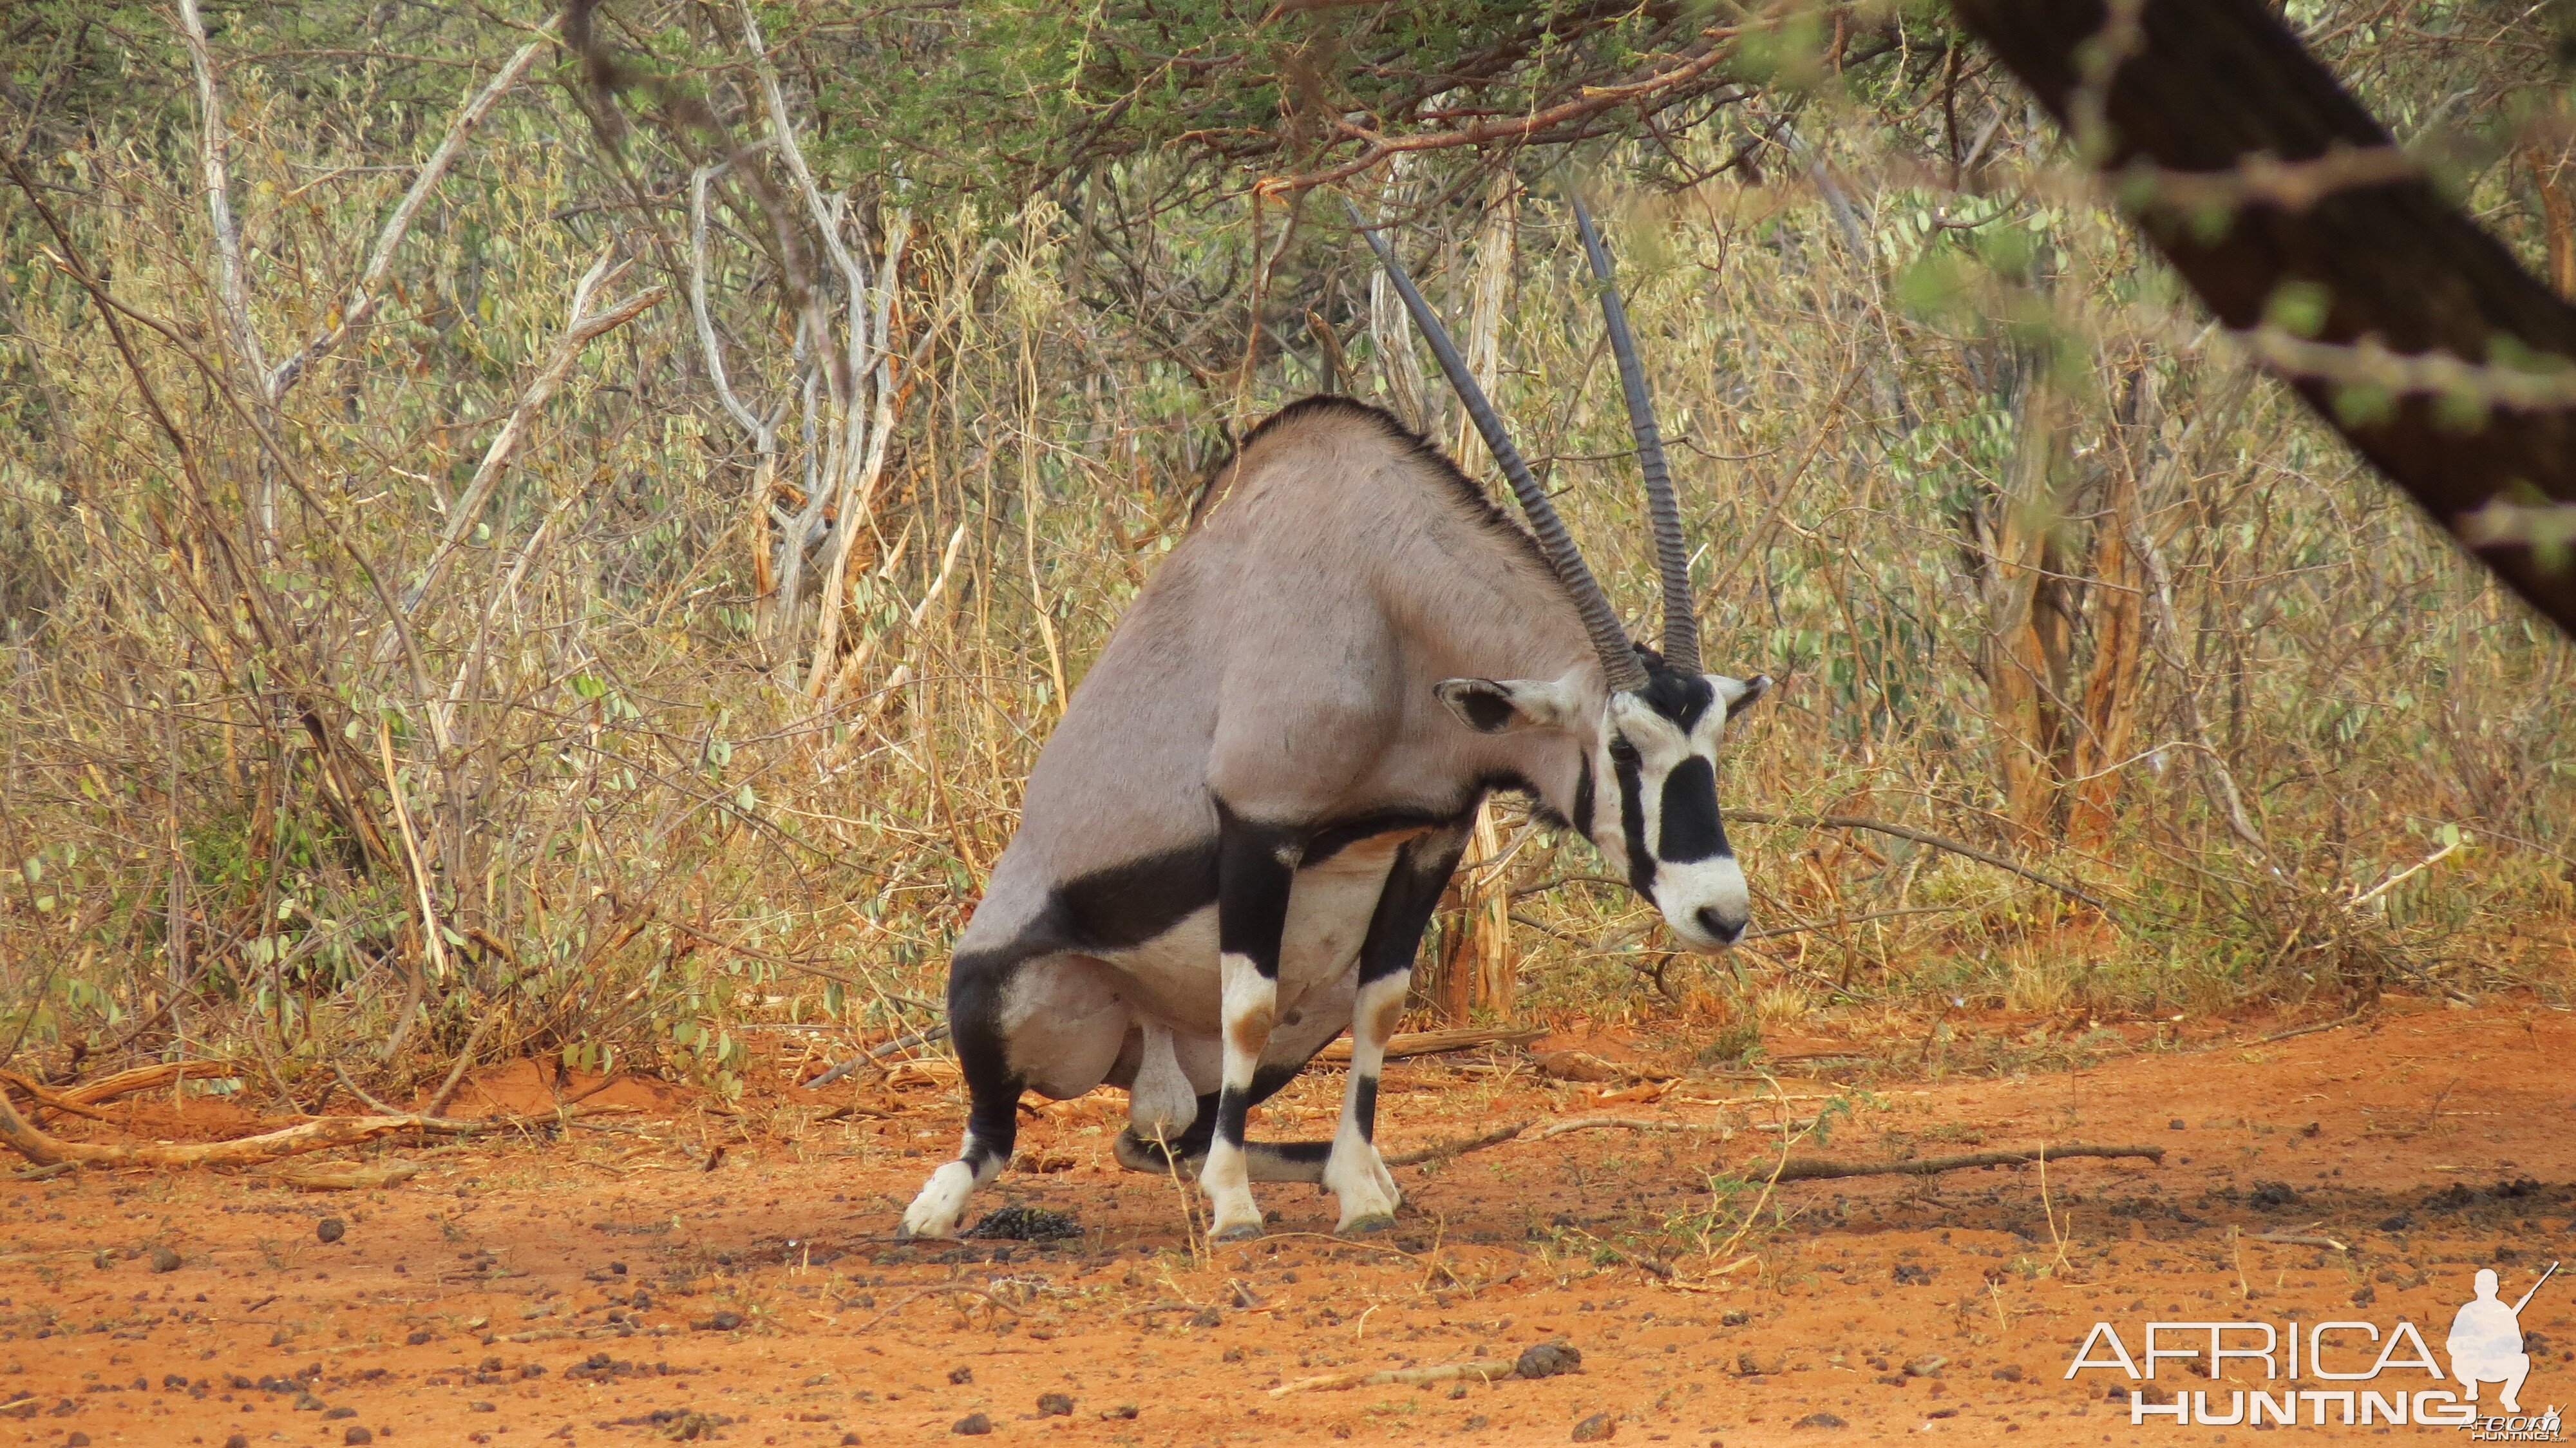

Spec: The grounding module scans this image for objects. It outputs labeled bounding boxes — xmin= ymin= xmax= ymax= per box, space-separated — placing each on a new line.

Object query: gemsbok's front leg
xmin=1326 ymin=820 xmax=1472 ymax=1232
xmin=1202 ymin=805 xmax=1301 ymax=1242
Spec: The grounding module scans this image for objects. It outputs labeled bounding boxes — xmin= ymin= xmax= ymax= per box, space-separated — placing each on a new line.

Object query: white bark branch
xmin=690 ymin=153 xmax=776 ymax=443
xmin=267 ymin=37 xmax=548 ymax=401
xmin=394 ymin=251 xmax=665 ymax=627
xmin=741 ymin=0 xmax=869 ymax=393
xmin=803 ymin=214 xmax=912 ymax=696
xmin=175 ymin=0 xmax=262 ymax=382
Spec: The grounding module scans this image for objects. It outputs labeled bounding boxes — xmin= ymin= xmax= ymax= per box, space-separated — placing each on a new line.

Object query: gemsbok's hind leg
xmin=901 ymin=951 xmax=1126 ymax=1240
xmin=1324 ymin=821 xmax=1470 ymax=1232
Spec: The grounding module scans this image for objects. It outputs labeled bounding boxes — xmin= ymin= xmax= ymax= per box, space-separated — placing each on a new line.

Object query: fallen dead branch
xmin=0 ymin=1086 xmax=629 ymax=1171
xmin=802 ymin=1022 xmax=954 ymax=1091
xmin=1385 ymin=1120 xmax=1530 ymax=1167
xmin=1314 ymin=1026 xmax=1544 ymax=1065
xmin=1530 ymin=1049 xmax=1674 ymax=1084
xmin=1730 ymin=810 xmax=2115 ymax=916
xmin=1535 ymin=1116 xmax=1736 ymax=1141
xmin=1269 ymin=1357 xmax=1517 ymax=1395
xmin=0 ymin=1073 xmax=111 ymax=1122
xmin=850 ymin=1284 xmax=1022 ymax=1335
xmin=262 ymin=1162 xmax=424 ymax=1192
xmin=62 ymin=1060 xmax=240 ymax=1107
xmin=1388 ymin=1113 xmax=1746 ymax=1167
xmin=2248 ymin=1228 xmax=2349 ymax=1252
xmin=2256 ymin=1011 xmax=2365 ymax=1045
xmin=1770 ymin=1143 xmax=2164 ymax=1183
xmin=1652 ymin=1255 xmax=1765 ymax=1292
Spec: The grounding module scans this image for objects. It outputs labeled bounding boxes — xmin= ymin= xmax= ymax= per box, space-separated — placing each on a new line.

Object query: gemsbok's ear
xmin=1717 ymin=674 xmax=1772 ymax=721
xmin=1434 ymin=678 xmax=1584 ymax=735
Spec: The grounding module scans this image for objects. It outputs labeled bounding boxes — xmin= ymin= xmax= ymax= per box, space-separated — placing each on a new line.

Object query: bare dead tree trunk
xmin=1367 ymin=163 xmax=1435 ymax=434
xmin=1981 ymin=360 xmax=2074 ymax=837
xmin=1948 ymin=0 xmax=2576 ymax=637
xmin=2065 ymin=370 xmax=2152 ymax=848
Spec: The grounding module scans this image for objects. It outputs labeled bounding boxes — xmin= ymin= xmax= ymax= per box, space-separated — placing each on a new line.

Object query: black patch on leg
xmin=1349 ymin=819 xmax=1470 ymax=1149
xmin=945 ymin=948 xmax=1025 ymax=1176
xmin=1656 ymin=755 xmax=1727 ymax=862
xmin=1210 ymin=802 xmax=1302 ymax=1161
xmin=1213 ymin=1087 xmax=1253 ymax=1153
xmin=1215 ymin=803 xmax=1302 ymax=972
xmin=1354 ymin=820 xmax=1472 ymax=986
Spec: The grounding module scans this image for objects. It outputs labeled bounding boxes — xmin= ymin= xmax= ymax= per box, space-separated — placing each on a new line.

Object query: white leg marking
xmin=1200 ymin=951 xmax=1274 ymax=1241
xmin=1323 ymin=972 xmax=1406 ymax=1232
xmin=899 ymin=1159 xmax=980 ymax=1241
xmin=898 ymin=1130 xmax=1006 ymax=1241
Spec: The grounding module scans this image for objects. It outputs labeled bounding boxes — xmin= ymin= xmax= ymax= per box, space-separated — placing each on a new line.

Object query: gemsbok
xmin=900 ymin=198 xmax=1768 ymax=1243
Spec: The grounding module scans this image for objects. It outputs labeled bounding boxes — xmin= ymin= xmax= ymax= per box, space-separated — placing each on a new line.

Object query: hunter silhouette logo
xmin=2062 ymin=1262 xmax=2563 ymax=1434
xmin=2452 ymin=1263 xmax=2556 ymax=1414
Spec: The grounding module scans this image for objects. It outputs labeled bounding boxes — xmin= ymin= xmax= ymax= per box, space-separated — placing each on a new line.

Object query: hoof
xmin=1211 ymin=1221 xmax=1265 ymax=1243
xmin=1338 ymin=1212 xmax=1398 ymax=1236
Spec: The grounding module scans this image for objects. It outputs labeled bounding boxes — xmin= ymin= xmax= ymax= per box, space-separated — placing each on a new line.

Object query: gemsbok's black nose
xmin=1695 ymin=907 xmax=1745 ymax=945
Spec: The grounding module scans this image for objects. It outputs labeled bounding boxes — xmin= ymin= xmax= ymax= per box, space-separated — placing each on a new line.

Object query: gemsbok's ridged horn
xmin=1569 ymin=191 xmax=1700 ymax=676
xmin=1347 ymin=196 xmax=1650 ymax=694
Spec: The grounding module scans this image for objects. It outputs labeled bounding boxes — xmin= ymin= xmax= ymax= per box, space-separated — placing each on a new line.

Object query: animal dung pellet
xmin=960 ymin=1205 xmax=1080 ymax=1241
xmin=1515 ymin=1342 xmax=1583 ymax=1379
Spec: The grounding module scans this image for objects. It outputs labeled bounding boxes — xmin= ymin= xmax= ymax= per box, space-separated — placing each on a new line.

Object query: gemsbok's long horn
xmin=1569 ymin=191 xmax=1700 ymax=676
xmin=1348 ymin=196 xmax=1649 ymax=694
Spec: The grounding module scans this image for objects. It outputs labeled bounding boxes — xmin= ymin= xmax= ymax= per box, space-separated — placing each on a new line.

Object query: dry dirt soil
xmin=0 ymin=999 xmax=2570 ymax=1446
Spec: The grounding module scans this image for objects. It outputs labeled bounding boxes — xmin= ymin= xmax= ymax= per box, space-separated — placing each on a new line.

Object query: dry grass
xmin=1 ymin=4 xmax=2571 ymax=1109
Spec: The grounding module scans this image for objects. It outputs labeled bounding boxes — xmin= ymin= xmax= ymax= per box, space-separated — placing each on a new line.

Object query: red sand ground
xmin=0 ymin=999 xmax=2570 ymax=1445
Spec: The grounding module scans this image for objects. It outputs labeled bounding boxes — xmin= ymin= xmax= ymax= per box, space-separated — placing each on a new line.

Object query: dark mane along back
xmin=1188 ymin=395 xmax=1557 ymax=585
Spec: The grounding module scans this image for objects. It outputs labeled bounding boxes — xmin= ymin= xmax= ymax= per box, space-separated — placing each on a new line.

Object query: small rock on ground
xmin=952 ymin=1411 xmax=994 ymax=1435
xmin=148 ymin=1246 xmax=180 ymax=1273
xmin=1571 ymin=1411 xmax=1616 ymax=1442
xmin=316 ymin=1217 xmax=346 ymax=1244
xmin=1794 ymin=1412 xmax=1848 ymax=1429
xmin=1037 ymin=1392 xmax=1074 ymax=1416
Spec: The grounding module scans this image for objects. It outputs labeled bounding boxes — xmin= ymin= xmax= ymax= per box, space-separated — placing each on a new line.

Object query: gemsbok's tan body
xmin=900 ymin=199 xmax=1768 ymax=1245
